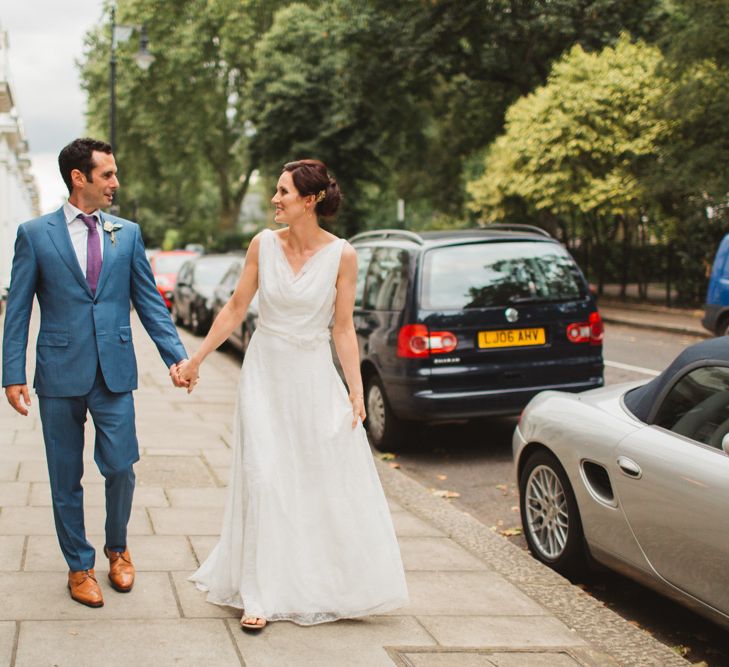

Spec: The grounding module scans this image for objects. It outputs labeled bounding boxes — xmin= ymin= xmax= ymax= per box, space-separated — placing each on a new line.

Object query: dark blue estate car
xmin=349 ymin=226 xmax=604 ymax=450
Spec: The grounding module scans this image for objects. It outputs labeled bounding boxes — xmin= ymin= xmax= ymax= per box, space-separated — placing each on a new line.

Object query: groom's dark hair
xmin=58 ymin=138 xmax=113 ymax=194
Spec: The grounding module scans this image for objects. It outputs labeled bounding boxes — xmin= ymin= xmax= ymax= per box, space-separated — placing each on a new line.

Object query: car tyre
xmin=519 ymin=449 xmax=587 ymax=579
xmin=364 ymin=374 xmax=406 ymax=451
xmin=171 ymin=302 xmax=183 ymax=326
xmin=190 ymin=307 xmax=205 ymax=336
xmin=241 ymin=323 xmax=253 ymax=355
xmin=719 ymin=316 xmax=729 ymax=337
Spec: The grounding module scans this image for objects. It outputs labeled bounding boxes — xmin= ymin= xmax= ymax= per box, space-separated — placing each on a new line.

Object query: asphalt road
xmin=388 ymin=323 xmax=729 ymax=666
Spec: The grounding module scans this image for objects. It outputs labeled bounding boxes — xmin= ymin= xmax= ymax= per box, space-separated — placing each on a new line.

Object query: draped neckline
xmin=271 ymin=230 xmax=341 ymax=279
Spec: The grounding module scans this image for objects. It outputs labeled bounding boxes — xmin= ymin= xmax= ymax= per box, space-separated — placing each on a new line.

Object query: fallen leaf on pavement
xmin=389 ymin=462 xmax=400 ymax=469
xmin=499 ymin=527 xmax=522 ymax=537
xmin=510 ymin=505 xmax=519 ymax=511
xmin=378 ymin=453 xmax=396 ymax=461
xmin=431 ymin=489 xmax=461 ymax=498
xmin=436 ymin=474 xmax=447 ymax=481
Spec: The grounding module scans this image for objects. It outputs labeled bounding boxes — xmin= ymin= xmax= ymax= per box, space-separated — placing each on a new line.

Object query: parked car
xmin=172 ymin=254 xmax=242 ymax=335
xmin=347 ymin=226 xmax=604 ymax=450
xmin=514 ymin=336 xmax=729 ymax=629
xmin=150 ymin=250 xmax=199 ymax=309
xmin=702 ymin=233 xmax=729 ymax=335
xmin=209 ymin=256 xmax=259 ymax=353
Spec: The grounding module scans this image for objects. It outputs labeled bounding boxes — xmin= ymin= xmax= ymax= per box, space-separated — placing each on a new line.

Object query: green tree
xmin=80 ymin=0 xmax=287 ymax=245
xmin=80 ymin=0 xmax=664 ymax=241
xmin=467 ymin=35 xmax=672 ymax=292
xmin=248 ymin=0 xmax=664 ymax=233
xmin=642 ymin=0 xmax=729 ymax=304
xmin=658 ymin=0 xmax=729 ymax=197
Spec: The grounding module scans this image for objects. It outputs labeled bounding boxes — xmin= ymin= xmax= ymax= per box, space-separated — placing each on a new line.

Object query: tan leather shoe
xmin=104 ymin=546 xmax=135 ymax=592
xmin=68 ymin=569 xmax=104 ymax=607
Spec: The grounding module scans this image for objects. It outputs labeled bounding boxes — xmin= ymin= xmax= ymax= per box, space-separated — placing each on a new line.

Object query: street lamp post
xmin=110 ymin=5 xmax=117 ymax=154
xmin=109 ymin=4 xmax=154 ymax=155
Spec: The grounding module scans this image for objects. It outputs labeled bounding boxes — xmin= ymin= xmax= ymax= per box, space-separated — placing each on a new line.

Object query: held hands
xmin=5 ymin=384 xmax=31 ymax=416
xmin=169 ymin=362 xmax=190 ymax=389
xmin=177 ymin=359 xmax=200 ymax=394
xmin=349 ymin=392 xmax=366 ymax=428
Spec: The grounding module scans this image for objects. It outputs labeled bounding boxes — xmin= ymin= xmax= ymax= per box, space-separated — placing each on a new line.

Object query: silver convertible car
xmin=513 ymin=337 xmax=729 ymax=628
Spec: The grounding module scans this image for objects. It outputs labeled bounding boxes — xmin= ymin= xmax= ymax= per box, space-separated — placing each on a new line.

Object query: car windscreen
xmin=154 ymin=254 xmax=193 ymax=275
xmin=194 ymin=259 xmax=235 ymax=287
xmin=421 ymin=241 xmax=584 ymax=310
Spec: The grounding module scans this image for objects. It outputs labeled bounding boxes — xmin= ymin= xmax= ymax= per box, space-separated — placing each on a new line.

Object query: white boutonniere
xmin=103 ymin=220 xmax=123 ymax=246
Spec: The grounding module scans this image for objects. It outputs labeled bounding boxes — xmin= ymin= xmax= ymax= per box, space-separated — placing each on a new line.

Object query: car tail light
xmin=566 ymin=311 xmax=604 ymax=345
xmin=397 ymin=324 xmax=458 ymax=358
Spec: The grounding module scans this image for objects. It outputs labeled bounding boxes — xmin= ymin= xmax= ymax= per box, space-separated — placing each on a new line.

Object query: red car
xmin=149 ymin=250 xmax=199 ymax=309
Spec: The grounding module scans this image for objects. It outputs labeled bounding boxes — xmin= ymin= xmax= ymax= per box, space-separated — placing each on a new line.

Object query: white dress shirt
xmin=63 ymin=201 xmax=104 ymax=275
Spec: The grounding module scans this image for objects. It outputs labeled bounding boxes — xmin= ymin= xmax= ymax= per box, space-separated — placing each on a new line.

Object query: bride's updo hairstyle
xmin=283 ymin=159 xmax=342 ymax=218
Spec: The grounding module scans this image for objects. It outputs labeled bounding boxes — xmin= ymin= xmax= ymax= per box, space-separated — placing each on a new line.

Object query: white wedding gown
xmin=189 ymin=228 xmax=408 ymax=625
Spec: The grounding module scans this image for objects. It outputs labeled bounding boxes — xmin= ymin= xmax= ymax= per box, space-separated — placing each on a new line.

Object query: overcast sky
xmin=1 ymin=0 xmax=106 ymax=213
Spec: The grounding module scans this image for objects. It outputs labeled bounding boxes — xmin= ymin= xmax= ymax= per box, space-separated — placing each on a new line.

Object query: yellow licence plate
xmin=478 ymin=328 xmax=546 ymax=349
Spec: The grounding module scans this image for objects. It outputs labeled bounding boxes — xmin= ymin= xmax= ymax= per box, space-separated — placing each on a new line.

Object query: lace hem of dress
xmin=192 ymin=582 xmax=408 ymax=626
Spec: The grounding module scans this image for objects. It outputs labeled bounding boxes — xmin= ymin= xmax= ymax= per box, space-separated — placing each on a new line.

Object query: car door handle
xmin=617 ymin=456 xmax=642 ymax=479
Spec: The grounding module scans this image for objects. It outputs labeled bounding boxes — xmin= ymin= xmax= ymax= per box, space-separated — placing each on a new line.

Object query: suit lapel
xmin=95 ymin=213 xmax=116 ymax=298
xmin=46 ymin=208 xmax=93 ymax=297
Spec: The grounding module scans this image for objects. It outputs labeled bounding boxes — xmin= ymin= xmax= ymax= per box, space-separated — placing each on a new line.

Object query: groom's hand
xmin=169 ymin=362 xmax=189 ymax=389
xmin=5 ymin=384 xmax=31 ymax=416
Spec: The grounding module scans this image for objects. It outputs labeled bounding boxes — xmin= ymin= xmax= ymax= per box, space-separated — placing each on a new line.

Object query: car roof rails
xmin=484 ymin=223 xmax=553 ymax=238
xmin=349 ymin=230 xmax=425 ymax=245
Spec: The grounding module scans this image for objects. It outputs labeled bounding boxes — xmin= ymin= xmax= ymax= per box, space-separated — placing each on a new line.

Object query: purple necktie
xmin=78 ymin=213 xmax=102 ymax=294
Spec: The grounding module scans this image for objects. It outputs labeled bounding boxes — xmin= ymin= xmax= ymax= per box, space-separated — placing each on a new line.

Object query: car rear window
xmin=194 ymin=259 xmax=235 ymax=287
xmin=421 ymin=241 xmax=584 ymax=310
xmin=154 ymin=254 xmax=193 ymax=275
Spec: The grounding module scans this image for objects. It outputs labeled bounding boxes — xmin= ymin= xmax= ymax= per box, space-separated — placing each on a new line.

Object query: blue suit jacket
xmin=2 ymin=208 xmax=187 ymax=397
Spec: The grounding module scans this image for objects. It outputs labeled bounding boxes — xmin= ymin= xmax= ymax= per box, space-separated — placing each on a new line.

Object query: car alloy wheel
xmin=525 ymin=464 xmax=569 ymax=559
xmin=519 ymin=449 xmax=586 ymax=578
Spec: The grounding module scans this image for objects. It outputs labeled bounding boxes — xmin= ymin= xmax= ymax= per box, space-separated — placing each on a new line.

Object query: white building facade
xmin=0 ymin=27 xmax=40 ymax=294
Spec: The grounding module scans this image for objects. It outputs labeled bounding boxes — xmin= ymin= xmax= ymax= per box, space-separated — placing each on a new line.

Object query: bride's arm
xmin=332 ymin=244 xmax=366 ymax=427
xmin=179 ymin=234 xmax=261 ymax=389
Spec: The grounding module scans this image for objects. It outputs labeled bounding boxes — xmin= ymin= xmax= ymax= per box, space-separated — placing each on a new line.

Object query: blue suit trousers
xmin=38 ymin=366 xmax=138 ymax=572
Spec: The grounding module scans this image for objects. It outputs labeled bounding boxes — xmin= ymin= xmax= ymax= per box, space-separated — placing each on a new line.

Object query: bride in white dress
xmin=178 ymin=159 xmax=408 ymax=629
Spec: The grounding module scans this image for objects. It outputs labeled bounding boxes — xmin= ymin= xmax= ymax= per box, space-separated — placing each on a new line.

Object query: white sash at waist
xmin=256 ymin=323 xmax=331 ymax=350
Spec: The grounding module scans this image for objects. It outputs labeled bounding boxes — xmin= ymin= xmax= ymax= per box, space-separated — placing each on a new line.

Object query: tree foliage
xmin=79 ymin=0 xmax=665 ymax=244
xmin=468 ymin=35 xmax=669 ymax=222
xmin=80 ymin=0 xmax=287 ymax=244
xmin=467 ymin=35 xmax=672 ymax=292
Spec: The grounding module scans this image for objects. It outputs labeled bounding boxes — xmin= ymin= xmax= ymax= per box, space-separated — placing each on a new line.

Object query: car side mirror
xmin=722 ymin=433 xmax=729 ymax=455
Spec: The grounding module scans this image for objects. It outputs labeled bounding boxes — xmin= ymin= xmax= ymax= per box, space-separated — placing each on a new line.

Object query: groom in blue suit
xmin=2 ymin=138 xmax=188 ymax=607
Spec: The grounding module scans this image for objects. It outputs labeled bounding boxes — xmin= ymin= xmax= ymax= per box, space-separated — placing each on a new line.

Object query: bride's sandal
xmin=240 ymin=616 xmax=267 ymax=631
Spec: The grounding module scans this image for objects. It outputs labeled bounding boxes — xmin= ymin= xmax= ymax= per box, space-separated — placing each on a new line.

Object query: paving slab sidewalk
xmin=598 ymin=299 xmax=709 ymax=338
xmin=0 ymin=310 xmax=688 ymax=667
